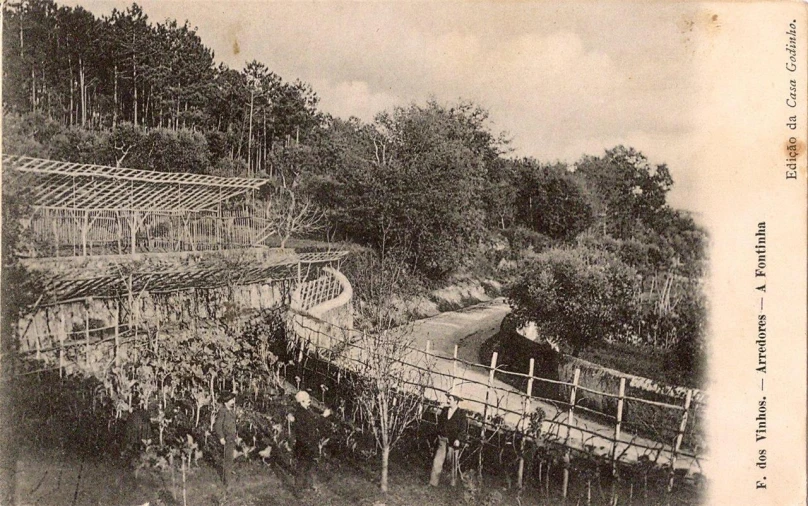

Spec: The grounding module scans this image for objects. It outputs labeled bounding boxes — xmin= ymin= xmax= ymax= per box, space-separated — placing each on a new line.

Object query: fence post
xmin=127 ymin=274 xmax=135 ymax=340
xmin=478 ymin=351 xmax=498 ymax=484
xmin=610 ymin=377 xmax=627 ymax=477
xmin=668 ymin=389 xmax=693 ymax=492
xmin=517 ymin=357 xmax=535 ymax=489
xmin=562 ymin=367 xmax=581 ymax=500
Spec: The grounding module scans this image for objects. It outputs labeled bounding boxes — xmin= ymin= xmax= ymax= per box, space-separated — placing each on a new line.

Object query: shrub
xmin=506 ymin=246 xmax=638 ymax=356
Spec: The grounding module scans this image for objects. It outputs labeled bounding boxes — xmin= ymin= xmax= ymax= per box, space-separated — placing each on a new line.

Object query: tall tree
xmin=342 ymin=251 xmax=430 ymax=493
xmin=304 ymin=101 xmax=501 ymax=279
xmin=576 ymin=146 xmax=673 ymax=239
xmin=513 ymin=159 xmax=595 ymax=240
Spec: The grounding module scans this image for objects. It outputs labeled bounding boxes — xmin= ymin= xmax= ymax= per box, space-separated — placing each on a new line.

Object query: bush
xmin=2 ymin=112 xmax=62 ymax=157
xmin=663 ymin=288 xmax=707 ymax=384
xmin=502 ymin=226 xmax=554 ymax=256
xmin=506 ymin=246 xmax=638 ymax=356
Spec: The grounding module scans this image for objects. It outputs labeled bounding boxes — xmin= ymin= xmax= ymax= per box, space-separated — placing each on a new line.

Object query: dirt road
xmin=405 ymin=299 xmax=704 ymax=478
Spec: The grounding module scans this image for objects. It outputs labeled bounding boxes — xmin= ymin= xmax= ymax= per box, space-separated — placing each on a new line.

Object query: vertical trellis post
xmin=131 ymin=211 xmax=138 ymax=255
xmin=424 ymin=341 xmax=433 ymax=403
xmin=72 ymin=176 xmax=77 ymax=257
xmin=52 ymin=211 xmax=60 ymax=257
xmin=82 ymin=209 xmax=89 ymax=256
xmin=562 ymin=367 xmax=581 ymax=500
xmin=29 ymin=315 xmax=40 ymax=362
xmin=59 ymin=312 xmax=65 ymax=377
xmin=217 ymin=187 xmax=222 ymax=249
xmin=612 ymin=378 xmax=627 ymax=475
xmin=154 ymin=319 xmax=161 ymax=354
xmin=114 ymin=299 xmax=121 ymax=367
xmin=128 ymin=273 xmax=135 ymax=340
xmin=478 ymin=351 xmax=498 ymax=484
xmin=517 ymin=357 xmax=535 ymax=489
xmin=668 ymin=389 xmax=693 ymax=492
xmin=84 ymin=299 xmax=91 ymax=369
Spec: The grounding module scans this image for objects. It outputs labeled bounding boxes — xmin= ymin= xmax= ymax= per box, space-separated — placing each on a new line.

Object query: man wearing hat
xmin=429 ymin=390 xmax=468 ymax=487
xmin=214 ymin=391 xmax=237 ymax=487
xmin=289 ymin=390 xmax=332 ymax=494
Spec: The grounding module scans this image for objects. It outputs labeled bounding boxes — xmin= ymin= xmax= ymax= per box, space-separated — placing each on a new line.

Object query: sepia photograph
xmin=0 ymin=1 xmax=804 ymax=505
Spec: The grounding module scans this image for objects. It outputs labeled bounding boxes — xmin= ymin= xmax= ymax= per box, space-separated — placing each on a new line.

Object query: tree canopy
xmin=300 ymin=102 xmax=500 ymax=279
xmin=505 ymin=247 xmax=638 ymax=356
xmin=2 ymin=0 xmax=709 ymax=383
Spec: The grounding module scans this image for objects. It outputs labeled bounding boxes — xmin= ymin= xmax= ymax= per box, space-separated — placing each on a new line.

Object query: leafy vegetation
xmin=506 ymin=247 xmax=638 ymax=357
xmin=3 ymin=0 xmax=706 ymax=394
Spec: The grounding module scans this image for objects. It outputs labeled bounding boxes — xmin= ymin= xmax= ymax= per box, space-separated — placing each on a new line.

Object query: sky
xmin=63 ymin=0 xmax=709 ymax=213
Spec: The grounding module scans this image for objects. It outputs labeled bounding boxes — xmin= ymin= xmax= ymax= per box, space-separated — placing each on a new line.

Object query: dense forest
xmin=2 ymin=0 xmax=707 ymax=385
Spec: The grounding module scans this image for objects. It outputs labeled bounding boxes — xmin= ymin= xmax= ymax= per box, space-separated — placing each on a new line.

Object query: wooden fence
xmin=286 ymin=309 xmax=706 ymax=495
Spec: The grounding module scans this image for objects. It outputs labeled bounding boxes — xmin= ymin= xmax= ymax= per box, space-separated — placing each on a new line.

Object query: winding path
xmin=406 ymin=298 xmax=704 ymax=478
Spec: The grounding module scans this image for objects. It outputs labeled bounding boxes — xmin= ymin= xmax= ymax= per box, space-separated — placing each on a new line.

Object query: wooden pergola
xmin=36 ymin=250 xmax=350 ymax=305
xmin=4 ymin=155 xmax=271 ymax=257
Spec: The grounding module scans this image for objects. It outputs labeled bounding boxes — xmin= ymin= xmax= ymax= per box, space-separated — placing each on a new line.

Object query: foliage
xmin=1 ymin=112 xmax=61 ymax=157
xmin=575 ymin=146 xmax=673 ymax=240
xmin=663 ymin=288 xmax=707 ymax=384
xmin=502 ymin=226 xmax=554 ymax=257
xmin=2 ymin=0 xmax=321 ymax=176
xmin=0 ymin=167 xmax=47 ymax=503
xmin=253 ymin=184 xmax=325 ymax=249
xmin=339 ymin=250 xmax=433 ymax=492
xmin=512 ymin=159 xmax=595 ymax=240
xmin=342 ymin=249 xmax=427 ymax=330
xmin=506 ymin=246 xmax=638 ymax=356
xmin=301 ymin=102 xmax=501 ymax=280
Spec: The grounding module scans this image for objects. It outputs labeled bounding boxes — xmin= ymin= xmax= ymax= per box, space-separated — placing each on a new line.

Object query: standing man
xmin=429 ymin=391 xmax=467 ymax=487
xmin=214 ymin=391 xmax=237 ymax=488
xmin=289 ymin=390 xmax=331 ymax=495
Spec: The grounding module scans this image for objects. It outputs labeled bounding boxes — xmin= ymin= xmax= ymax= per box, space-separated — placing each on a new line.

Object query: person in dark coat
xmin=429 ymin=391 xmax=468 ymax=487
xmin=289 ymin=390 xmax=331 ymax=494
xmin=122 ymin=405 xmax=152 ymax=464
xmin=214 ymin=391 xmax=238 ymax=488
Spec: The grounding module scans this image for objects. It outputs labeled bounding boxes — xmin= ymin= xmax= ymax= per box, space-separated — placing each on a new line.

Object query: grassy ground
xmin=13 ymin=444 xmax=701 ymax=506
xmin=578 ymin=341 xmax=698 ymax=389
xmin=13 ymin=444 xmax=551 ymax=506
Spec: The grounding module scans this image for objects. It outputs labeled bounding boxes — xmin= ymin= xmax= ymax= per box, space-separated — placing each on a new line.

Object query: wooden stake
xmin=668 ymin=389 xmax=693 ymax=492
xmin=114 ymin=299 xmax=121 ymax=367
xmin=612 ymin=378 xmax=626 ymax=476
xmin=59 ymin=313 xmax=65 ymax=377
xmin=82 ymin=209 xmax=89 ymax=256
xmin=479 ymin=351 xmax=498 ymax=484
xmin=33 ymin=316 xmax=41 ymax=362
xmin=84 ymin=299 xmax=91 ymax=369
xmin=562 ymin=367 xmax=581 ymax=500
xmin=517 ymin=357 xmax=535 ymax=489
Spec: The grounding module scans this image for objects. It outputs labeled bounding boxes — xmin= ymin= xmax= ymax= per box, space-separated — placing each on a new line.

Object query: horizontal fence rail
xmin=286 ymin=308 xmax=706 ymax=489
